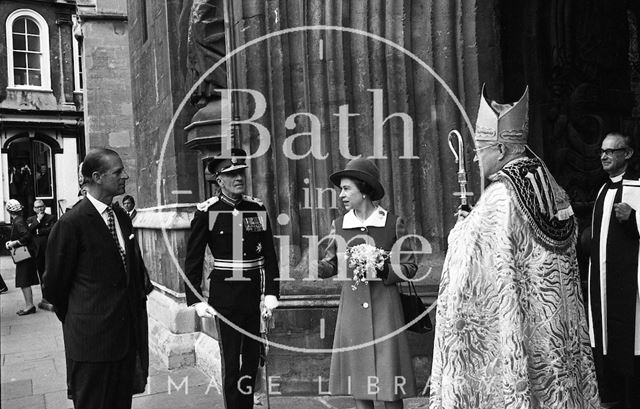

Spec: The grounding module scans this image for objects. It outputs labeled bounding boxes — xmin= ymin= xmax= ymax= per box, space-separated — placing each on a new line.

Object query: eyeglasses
xmin=600 ymin=148 xmax=627 ymax=156
xmin=473 ymin=144 xmax=499 ymax=153
xmin=34 ymin=206 xmax=45 ymax=209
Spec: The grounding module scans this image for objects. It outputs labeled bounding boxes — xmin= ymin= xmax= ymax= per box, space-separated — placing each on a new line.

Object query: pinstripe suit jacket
xmin=43 ymin=198 xmax=150 ymax=371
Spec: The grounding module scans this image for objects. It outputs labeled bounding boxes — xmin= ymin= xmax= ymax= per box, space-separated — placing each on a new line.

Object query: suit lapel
xmin=79 ymin=199 xmax=128 ymax=278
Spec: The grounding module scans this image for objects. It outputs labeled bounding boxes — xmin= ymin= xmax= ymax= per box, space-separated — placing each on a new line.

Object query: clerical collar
xmin=220 ymin=192 xmax=242 ymax=207
xmin=609 ymin=174 xmax=623 ymax=183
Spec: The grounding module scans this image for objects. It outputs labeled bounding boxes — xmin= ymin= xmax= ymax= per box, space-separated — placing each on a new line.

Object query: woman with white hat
xmin=5 ymin=199 xmax=39 ymax=315
xmin=317 ymin=158 xmax=418 ymax=409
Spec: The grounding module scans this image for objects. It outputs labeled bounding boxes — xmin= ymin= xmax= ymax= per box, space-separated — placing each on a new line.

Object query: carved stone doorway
xmin=499 ymin=0 xmax=640 ymax=279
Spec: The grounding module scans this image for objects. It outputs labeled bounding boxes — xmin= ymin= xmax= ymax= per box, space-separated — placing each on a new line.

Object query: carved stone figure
xmin=179 ymin=0 xmax=227 ymax=108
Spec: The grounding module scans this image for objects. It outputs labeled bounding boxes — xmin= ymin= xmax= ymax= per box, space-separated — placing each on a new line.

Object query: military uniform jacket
xmin=184 ymin=194 xmax=280 ymax=313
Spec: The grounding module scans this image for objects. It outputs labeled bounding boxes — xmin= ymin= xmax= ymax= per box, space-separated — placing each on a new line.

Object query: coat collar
xmin=342 ymin=206 xmax=388 ymax=229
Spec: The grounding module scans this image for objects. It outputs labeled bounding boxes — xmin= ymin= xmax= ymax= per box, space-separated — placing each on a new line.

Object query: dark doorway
xmin=7 ymin=134 xmax=56 ymax=218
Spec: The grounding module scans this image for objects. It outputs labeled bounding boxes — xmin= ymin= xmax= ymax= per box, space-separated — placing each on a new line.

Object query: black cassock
xmin=589 ymin=173 xmax=640 ymax=377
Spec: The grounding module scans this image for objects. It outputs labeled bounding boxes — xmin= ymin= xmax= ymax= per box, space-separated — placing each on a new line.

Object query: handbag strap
xmin=400 ymin=280 xmax=419 ymax=298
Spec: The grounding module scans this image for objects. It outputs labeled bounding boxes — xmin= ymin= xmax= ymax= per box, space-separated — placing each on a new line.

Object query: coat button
xmin=219 ymin=231 xmax=224 ymax=234
xmin=360 ymin=227 xmax=366 ymax=232
xmin=362 ymin=302 xmax=369 ymax=309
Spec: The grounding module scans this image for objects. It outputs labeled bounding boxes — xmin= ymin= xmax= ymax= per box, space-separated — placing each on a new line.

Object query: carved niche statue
xmin=179 ymin=0 xmax=228 ymax=108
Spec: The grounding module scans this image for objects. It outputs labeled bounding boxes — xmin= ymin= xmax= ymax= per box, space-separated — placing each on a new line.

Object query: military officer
xmin=184 ymin=148 xmax=280 ymax=409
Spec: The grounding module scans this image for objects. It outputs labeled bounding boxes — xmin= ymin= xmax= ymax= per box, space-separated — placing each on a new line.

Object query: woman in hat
xmin=4 ymin=199 xmax=39 ymax=315
xmin=317 ymin=158 xmax=417 ymax=409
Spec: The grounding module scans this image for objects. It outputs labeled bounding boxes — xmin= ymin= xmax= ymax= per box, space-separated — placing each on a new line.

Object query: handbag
xmin=11 ymin=246 xmax=31 ymax=264
xmin=399 ymin=281 xmax=433 ymax=333
xmin=9 ymin=224 xmax=32 ymax=264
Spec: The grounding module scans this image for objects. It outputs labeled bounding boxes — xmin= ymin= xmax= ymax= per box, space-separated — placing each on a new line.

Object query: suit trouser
xmin=216 ymin=309 xmax=261 ymax=409
xmin=34 ymin=238 xmax=47 ymax=281
xmin=68 ymin=344 xmax=137 ymax=409
xmin=593 ymin=347 xmax=640 ymax=409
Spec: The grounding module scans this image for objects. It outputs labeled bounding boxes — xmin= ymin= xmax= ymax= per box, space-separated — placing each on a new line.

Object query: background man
xmin=36 ymin=164 xmax=52 ymax=196
xmin=26 ymin=199 xmax=56 ymax=308
xmin=184 ymin=148 xmax=280 ymax=409
xmin=589 ymin=132 xmax=640 ymax=409
xmin=43 ymin=148 xmax=151 ymax=409
xmin=430 ymin=87 xmax=599 ymax=408
xmin=122 ymin=195 xmax=137 ymax=220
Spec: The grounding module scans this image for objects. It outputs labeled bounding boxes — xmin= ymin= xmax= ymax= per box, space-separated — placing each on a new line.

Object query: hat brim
xmin=218 ymin=164 xmax=248 ymax=174
xmin=330 ymin=170 xmax=385 ymax=201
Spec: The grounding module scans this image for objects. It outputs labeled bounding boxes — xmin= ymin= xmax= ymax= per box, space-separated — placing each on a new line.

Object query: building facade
xmin=0 ymin=0 xmax=84 ymax=222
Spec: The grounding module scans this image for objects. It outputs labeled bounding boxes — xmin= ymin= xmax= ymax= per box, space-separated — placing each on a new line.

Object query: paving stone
xmin=32 ymin=370 xmax=67 ymax=395
xmin=0 ymin=379 xmax=32 ymax=400
xmin=44 ymin=390 xmax=73 ymax=409
xmin=0 ymin=335 xmax=59 ymax=355
xmin=2 ymin=394 xmax=45 ymax=409
xmin=2 ymin=351 xmax=58 ymax=366
xmin=1 ymin=358 xmax=57 ymax=382
xmin=133 ymin=381 xmax=224 ymax=409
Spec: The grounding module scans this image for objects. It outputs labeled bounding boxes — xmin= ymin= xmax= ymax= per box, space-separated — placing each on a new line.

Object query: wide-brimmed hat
xmin=6 ymin=199 xmax=23 ymax=213
xmin=329 ymin=158 xmax=385 ymax=201
xmin=207 ymin=148 xmax=249 ymax=176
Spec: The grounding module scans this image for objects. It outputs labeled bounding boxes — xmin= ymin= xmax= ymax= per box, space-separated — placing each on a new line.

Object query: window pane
xmin=26 ymin=19 xmax=39 ymax=35
xmin=12 ymin=18 xmax=26 ymax=34
xmin=27 ymin=53 xmax=41 ymax=70
xmin=27 ymin=36 xmax=40 ymax=52
xmin=28 ymin=70 xmax=42 ymax=86
xmin=12 ymin=34 xmax=26 ymax=50
xmin=13 ymin=52 xmax=26 ymax=68
xmin=13 ymin=69 xmax=27 ymax=85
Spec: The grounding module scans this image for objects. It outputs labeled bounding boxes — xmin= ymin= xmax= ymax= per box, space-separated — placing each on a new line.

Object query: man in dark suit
xmin=43 ymin=148 xmax=151 ymax=409
xmin=27 ymin=199 xmax=56 ymax=282
xmin=122 ymin=195 xmax=137 ymax=220
xmin=185 ymin=148 xmax=280 ymax=409
xmin=27 ymin=199 xmax=57 ymax=309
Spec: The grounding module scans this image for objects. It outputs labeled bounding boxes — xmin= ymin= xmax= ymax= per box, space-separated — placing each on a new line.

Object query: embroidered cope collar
xmin=497 ymin=157 xmax=575 ymax=249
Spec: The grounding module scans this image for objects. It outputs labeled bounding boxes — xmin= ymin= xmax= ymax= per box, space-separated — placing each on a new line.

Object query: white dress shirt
xmin=86 ymin=192 xmax=126 ymax=253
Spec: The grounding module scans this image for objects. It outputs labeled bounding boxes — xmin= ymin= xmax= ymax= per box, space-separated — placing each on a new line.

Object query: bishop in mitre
xmin=429 ymin=87 xmax=600 ymax=409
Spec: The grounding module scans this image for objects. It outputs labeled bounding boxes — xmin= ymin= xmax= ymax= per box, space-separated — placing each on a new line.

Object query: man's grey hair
xmin=502 ymin=142 xmax=526 ymax=156
xmin=605 ymin=132 xmax=633 ymax=150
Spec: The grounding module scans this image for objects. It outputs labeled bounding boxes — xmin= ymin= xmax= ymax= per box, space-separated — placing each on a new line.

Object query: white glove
xmin=193 ymin=302 xmax=216 ymax=318
xmin=264 ymin=295 xmax=279 ymax=311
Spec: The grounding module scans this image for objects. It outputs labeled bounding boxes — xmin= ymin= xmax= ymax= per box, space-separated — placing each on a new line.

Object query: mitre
xmin=474 ymin=85 xmax=529 ymax=145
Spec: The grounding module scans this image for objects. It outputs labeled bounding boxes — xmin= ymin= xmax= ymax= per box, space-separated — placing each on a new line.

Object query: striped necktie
xmin=106 ymin=206 xmax=127 ymax=271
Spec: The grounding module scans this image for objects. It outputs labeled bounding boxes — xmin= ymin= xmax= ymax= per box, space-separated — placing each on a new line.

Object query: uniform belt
xmin=212 ymin=257 xmax=265 ymax=270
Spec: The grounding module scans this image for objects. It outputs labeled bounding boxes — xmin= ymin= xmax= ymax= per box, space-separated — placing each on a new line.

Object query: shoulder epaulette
xmin=196 ymin=196 xmax=219 ymax=211
xmin=242 ymin=195 xmax=264 ymax=206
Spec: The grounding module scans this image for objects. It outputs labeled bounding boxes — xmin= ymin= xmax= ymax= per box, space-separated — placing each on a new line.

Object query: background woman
xmin=317 ymin=158 xmax=418 ymax=409
xmin=5 ymin=199 xmax=39 ymax=315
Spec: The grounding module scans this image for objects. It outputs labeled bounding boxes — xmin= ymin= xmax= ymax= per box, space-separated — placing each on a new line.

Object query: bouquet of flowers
xmin=346 ymin=243 xmax=389 ymax=291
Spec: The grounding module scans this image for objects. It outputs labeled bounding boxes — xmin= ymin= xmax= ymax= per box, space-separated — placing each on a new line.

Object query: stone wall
xmin=79 ymin=0 xmax=137 ymax=199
